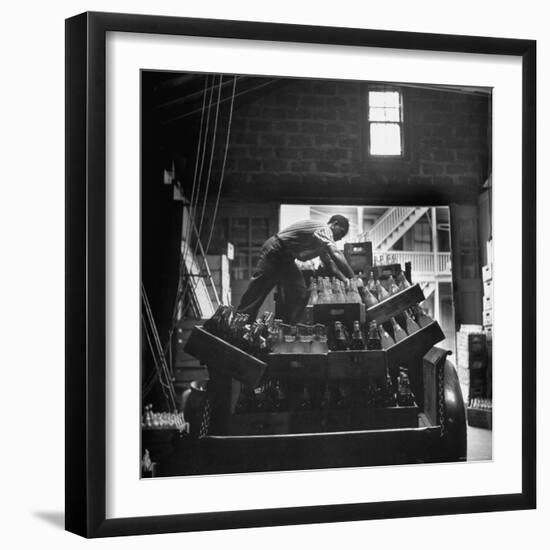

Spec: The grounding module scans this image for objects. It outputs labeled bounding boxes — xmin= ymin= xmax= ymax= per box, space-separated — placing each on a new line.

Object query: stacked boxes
xmin=481 ymin=240 xmax=493 ymax=403
xmin=456 ymin=325 xmax=487 ymax=405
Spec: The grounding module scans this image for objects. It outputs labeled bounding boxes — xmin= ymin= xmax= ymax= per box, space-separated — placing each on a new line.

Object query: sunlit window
xmin=368 ymin=88 xmax=403 ymax=156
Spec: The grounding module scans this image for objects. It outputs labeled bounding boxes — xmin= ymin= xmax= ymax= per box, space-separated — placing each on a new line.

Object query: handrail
xmin=363 ymin=207 xmax=430 ymax=250
xmin=386 ymin=251 xmax=451 ymax=275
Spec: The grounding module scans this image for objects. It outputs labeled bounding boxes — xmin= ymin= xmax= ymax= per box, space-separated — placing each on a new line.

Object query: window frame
xmin=364 ymin=84 xmax=407 ymax=160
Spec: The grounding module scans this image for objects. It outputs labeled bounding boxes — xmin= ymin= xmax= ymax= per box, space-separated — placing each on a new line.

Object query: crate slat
xmin=184 ymin=326 xmax=266 ymax=387
xmin=386 ymin=321 xmax=445 ymax=367
xmin=267 ymin=353 xmax=328 ymax=379
xmin=313 ymin=302 xmax=365 ymax=329
xmin=365 ymin=283 xmax=425 ymax=325
xmin=327 ymin=350 xmax=387 ymax=380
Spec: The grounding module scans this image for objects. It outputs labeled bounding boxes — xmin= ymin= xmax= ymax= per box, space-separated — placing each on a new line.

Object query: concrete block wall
xmin=211 ymin=79 xmax=489 ymax=194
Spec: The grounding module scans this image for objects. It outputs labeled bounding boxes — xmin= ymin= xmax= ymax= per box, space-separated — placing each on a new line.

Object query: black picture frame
xmin=65 ymin=11 xmax=536 ymax=538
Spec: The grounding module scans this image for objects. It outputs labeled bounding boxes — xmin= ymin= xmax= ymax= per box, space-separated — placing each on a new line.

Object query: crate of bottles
xmin=365 ymin=284 xmax=426 ymax=326
xmin=227 ymin=369 xmax=419 ymax=435
xmin=309 ymin=276 xmax=365 ymax=329
xmin=184 ymin=326 xmax=267 ymax=387
xmin=313 ymin=302 xmax=366 ymax=329
xmin=386 ymin=321 xmax=445 ymax=366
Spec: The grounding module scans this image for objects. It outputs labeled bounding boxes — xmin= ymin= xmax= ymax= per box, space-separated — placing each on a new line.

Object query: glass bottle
xmin=362 ymin=286 xmax=379 ymax=308
xmin=412 ymin=304 xmax=433 ymax=327
xmin=387 ymin=275 xmax=400 ymax=295
xmin=376 ymin=280 xmax=390 ymax=302
xmin=333 ymin=321 xmax=349 ymax=351
xmin=289 ymin=325 xmax=305 ymax=354
xmin=390 ymin=317 xmax=408 ymax=343
xmin=397 ymin=368 xmax=414 ymax=406
xmin=310 ymin=324 xmax=329 ymax=354
xmin=396 ymin=272 xmax=411 ymax=290
xmin=297 ymin=323 xmax=312 ymax=354
xmin=332 ymin=278 xmax=345 ymax=303
xmin=307 ymin=279 xmax=318 ymax=306
xmin=280 ymin=323 xmax=292 ymax=353
xmin=367 ymin=271 xmax=377 ymax=295
xmin=384 ymin=369 xmax=395 ymax=407
xmin=321 ymin=277 xmax=332 ymax=303
xmin=344 ymin=279 xmax=353 ymax=303
xmin=403 ymin=310 xmax=420 ymax=335
xmin=268 ymin=318 xmax=283 ymax=353
xmin=366 ymin=321 xmax=382 ymax=350
xmin=350 ymin=320 xmax=365 ymax=350
xmin=351 ymin=277 xmax=363 ymax=304
xmin=378 ymin=324 xmax=395 ymax=349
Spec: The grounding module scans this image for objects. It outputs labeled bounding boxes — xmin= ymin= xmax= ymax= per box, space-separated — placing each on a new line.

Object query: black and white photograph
xmin=1 ymin=1 xmax=543 ymax=546
xmin=140 ymin=71 xmax=494 ymax=477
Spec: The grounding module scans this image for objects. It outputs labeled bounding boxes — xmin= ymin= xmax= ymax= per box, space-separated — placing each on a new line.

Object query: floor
xmin=467 ymin=425 xmax=492 ymax=460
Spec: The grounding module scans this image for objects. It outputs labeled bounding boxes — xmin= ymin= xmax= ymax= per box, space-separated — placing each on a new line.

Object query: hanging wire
xmin=177 ymin=75 xmax=224 ymax=322
xmin=176 ymin=75 xmax=217 ymax=322
xmin=180 ymin=76 xmax=238 ymax=320
xmin=204 ymin=75 xmax=238 ymax=256
xmin=194 ymin=74 xmax=223 ymax=258
xmin=168 ymin=75 xmax=210 ymax=336
xmin=141 ymin=283 xmax=177 ymax=411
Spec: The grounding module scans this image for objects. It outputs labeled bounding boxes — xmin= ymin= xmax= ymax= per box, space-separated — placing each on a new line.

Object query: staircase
xmin=363 ymin=207 xmax=429 ymax=251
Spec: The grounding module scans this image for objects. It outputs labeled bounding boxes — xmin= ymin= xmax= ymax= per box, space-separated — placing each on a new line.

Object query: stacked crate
xmin=481 ymin=240 xmax=493 ymax=366
xmin=456 ymin=325 xmax=487 ymax=405
xmin=185 ymin=280 xmax=446 ymax=437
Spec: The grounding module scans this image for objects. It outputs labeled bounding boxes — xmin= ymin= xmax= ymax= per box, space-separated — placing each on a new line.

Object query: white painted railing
xmin=361 ymin=207 xmax=413 ymax=249
xmin=379 ymin=251 xmax=452 ymax=275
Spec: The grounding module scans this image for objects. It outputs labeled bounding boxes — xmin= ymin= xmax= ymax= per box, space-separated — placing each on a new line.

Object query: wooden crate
xmin=228 ymin=412 xmax=291 ymax=435
xmin=267 ymin=353 xmax=328 ymax=379
xmin=386 ymin=321 xmax=445 ymax=368
xmin=313 ymin=302 xmax=365 ymax=329
xmin=344 ymin=242 xmax=373 ymax=274
xmin=365 ymin=284 xmax=425 ymax=325
xmin=327 ymin=350 xmax=386 ymax=380
xmin=467 ymin=407 xmax=492 ymax=429
xmin=184 ymin=326 xmax=266 ymax=387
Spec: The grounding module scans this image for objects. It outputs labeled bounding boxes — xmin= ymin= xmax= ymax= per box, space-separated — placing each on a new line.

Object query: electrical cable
xmin=194 ymin=74 xmax=223 ymax=259
xmin=168 ymin=75 xmax=210 ymax=335
xmin=203 ymin=76 xmax=238 ymax=257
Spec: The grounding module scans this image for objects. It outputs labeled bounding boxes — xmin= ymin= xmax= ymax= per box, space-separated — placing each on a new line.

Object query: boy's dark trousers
xmin=237 ymin=236 xmax=308 ymax=323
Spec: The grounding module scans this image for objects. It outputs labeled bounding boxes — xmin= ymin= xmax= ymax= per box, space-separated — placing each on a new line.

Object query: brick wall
xmin=210 ymin=78 xmax=489 ymax=200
